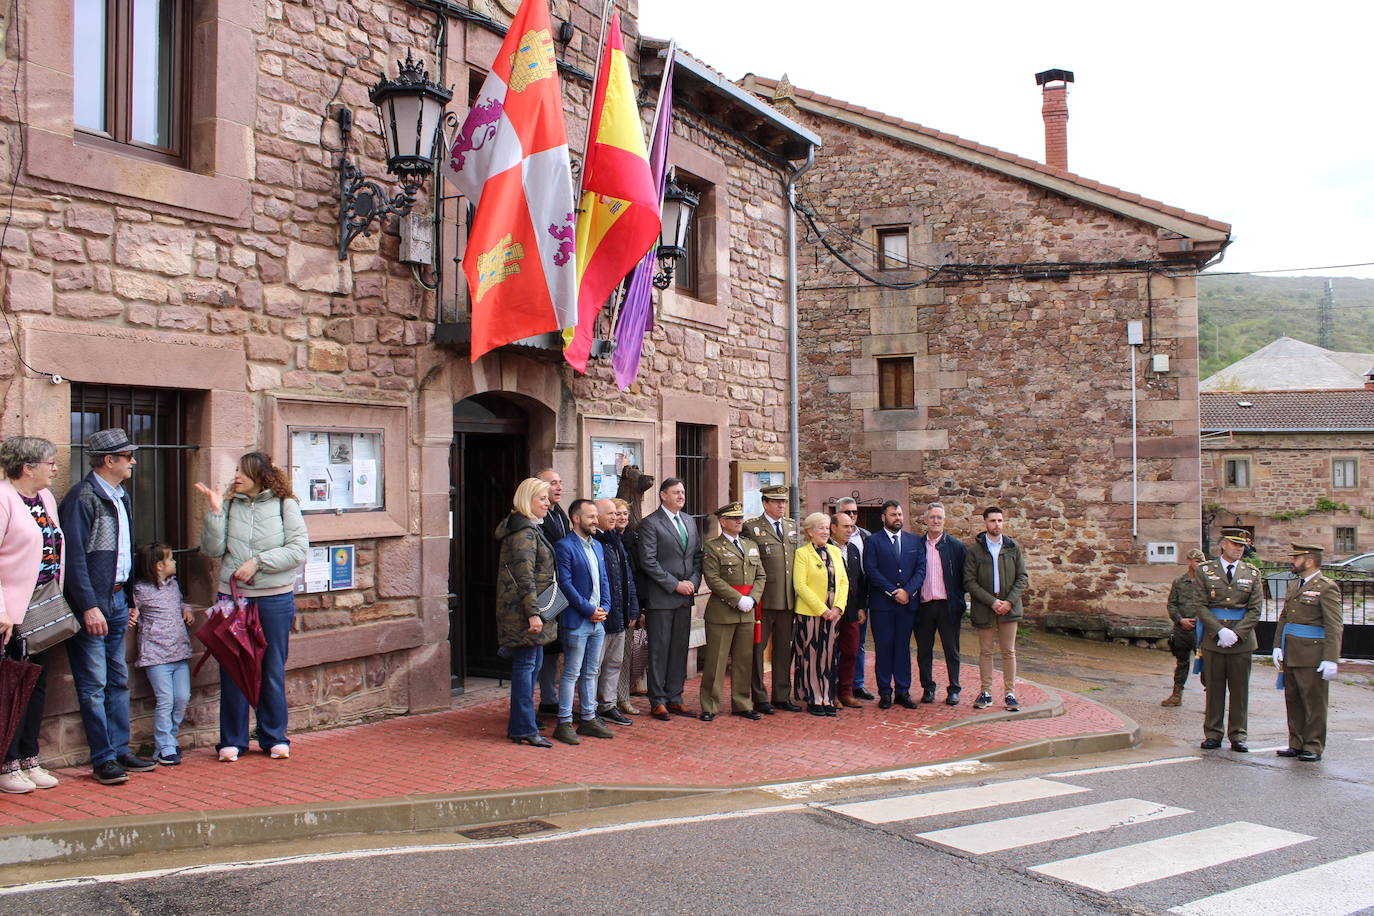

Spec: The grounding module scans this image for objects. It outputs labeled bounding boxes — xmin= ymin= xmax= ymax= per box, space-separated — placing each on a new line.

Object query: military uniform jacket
xmin=1189 ymin=558 xmax=1263 ymax=653
xmin=702 ymin=534 xmax=767 ymax=625
xmin=1166 ymin=570 xmax=1204 ymax=628
xmin=744 ymin=514 xmax=798 ymax=611
xmin=1276 ymin=573 xmax=1343 ymax=667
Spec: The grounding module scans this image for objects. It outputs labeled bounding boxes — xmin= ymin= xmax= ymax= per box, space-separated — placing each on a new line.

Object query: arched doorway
xmin=450 ymin=394 xmax=532 ymax=685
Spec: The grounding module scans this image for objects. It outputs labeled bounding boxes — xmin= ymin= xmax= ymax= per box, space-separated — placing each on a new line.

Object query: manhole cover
xmin=459 ymin=819 xmax=557 ymax=840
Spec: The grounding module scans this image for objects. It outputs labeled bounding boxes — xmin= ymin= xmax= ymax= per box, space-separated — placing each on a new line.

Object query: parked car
xmin=1331 ymin=552 xmax=1374 ymax=575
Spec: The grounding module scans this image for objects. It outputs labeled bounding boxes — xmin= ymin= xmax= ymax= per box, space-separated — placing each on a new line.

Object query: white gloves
xmin=1318 ymin=660 xmax=1338 ymax=680
xmin=737 ymin=595 xmax=755 ymax=612
xmin=1216 ymin=627 xmax=1238 ymax=648
xmin=1272 ymin=647 xmax=1284 ymax=665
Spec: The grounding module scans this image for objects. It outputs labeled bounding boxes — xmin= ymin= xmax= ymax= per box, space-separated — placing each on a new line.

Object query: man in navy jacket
xmin=592 ymin=498 xmax=639 ymax=727
xmin=915 ymin=502 xmax=967 ymax=706
xmin=863 ymin=500 xmax=926 ymax=709
xmin=553 ymin=499 xmax=614 ymax=744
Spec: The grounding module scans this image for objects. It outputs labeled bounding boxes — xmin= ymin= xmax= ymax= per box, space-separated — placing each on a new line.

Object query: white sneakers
xmin=20 ymin=758 xmax=58 ymax=789
xmin=218 ymin=747 xmax=239 ymax=762
xmin=268 ymin=744 xmax=290 ymax=759
xmin=0 ymin=766 xmax=34 ymax=794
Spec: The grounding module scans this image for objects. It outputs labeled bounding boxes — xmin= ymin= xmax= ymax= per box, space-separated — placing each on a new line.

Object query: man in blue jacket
xmin=915 ymin=502 xmax=968 ymax=706
xmin=592 ymin=498 xmax=639 ymax=727
xmin=553 ymin=498 xmax=613 ymax=745
xmin=59 ymin=428 xmax=156 ymax=784
xmin=863 ymin=499 xmax=926 ymax=709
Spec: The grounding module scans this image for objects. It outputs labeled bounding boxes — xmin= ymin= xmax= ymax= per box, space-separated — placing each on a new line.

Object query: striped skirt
xmin=791 ymin=615 xmax=840 ymax=705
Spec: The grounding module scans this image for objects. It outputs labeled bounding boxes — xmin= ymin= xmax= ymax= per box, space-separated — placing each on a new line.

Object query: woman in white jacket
xmin=196 ymin=452 xmax=308 ymax=762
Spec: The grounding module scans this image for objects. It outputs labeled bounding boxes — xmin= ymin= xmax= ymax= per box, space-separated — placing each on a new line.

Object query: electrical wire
xmin=1202 ymin=261 xmax=1374 ymax=277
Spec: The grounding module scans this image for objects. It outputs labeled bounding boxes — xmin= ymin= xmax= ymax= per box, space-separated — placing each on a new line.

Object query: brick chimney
xmin=1035 ymin=69 xmax=1074 ymax=171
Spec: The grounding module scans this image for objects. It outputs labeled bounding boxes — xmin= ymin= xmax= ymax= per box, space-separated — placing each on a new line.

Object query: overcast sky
xmin=637 ymin=1 xmax=1374 ymax=279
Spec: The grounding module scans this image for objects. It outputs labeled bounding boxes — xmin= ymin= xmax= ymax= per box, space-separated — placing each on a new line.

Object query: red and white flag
xmin=443 ymin=0 xmax=576 ymax=361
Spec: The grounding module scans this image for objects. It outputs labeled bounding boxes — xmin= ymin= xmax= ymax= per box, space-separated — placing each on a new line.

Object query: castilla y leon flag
xmin=563 ymin=10 xmax=661 ymax=373
xmin=442 ymin=0 xmax=576 ymax=362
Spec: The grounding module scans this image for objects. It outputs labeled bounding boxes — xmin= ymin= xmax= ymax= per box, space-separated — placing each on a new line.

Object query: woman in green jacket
xmin=495 ymin=477 xmax=559 ymax=747
xmin=195 ymin=452 xmax=309 ymax=762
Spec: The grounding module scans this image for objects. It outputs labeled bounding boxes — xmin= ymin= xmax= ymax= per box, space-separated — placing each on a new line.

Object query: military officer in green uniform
xmin=699 ymin=502 xmax=768 ymax=722
xmin=1274 ymin=543 xmax=1344 ymax=761
xmin=1189 ymin=527 xmax=1263 ymax=752
xmin=744 ymin=484 xmax=802 ymax=713
xmin=1161 ymin=548 xmax=1206 ymax=708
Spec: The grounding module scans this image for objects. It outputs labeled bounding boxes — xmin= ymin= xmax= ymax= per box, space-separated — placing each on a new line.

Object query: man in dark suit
xmin=552 ymin=499 xmax=613 ymax=745
xmin=915 ymin=502 xmax=967 ymax=706
xmin=636 ymin=477 xmax=704 ymax=720
xmin=536 ymin=468 xmax=571 ymax=715
xmin=831 ymin=512 xmax=868 ymax=708
xmin=862 ymin=499 xmax=926 ymax=709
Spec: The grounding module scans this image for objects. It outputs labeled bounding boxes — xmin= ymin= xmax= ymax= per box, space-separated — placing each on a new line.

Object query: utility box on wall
xmin=1146 ymin=542 xmax=1178 ymax=563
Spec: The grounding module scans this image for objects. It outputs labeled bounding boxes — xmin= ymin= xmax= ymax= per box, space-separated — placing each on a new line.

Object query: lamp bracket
xmin=335 ymin=105 xmax=420 ymax=260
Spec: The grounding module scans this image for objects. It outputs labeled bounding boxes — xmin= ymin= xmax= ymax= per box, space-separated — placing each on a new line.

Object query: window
xmin=1333 ymin=458 xmax=1358 ymax=489
xmin=70 ymin=384 xmax=195 ymax=551
xmin=675 ymin=423 xmax=710 ymax=538
xmin=1224 ymin=458 xmax=1250 ymax=488
xmin=1335 ymin=527 xmax=1357 ymax=554
xmin=878 ymin=357 xmax=915 ymax=410
xmin=74 ymin=0 xmax=186 ymax=162
xmin=877 ymin=227 xmax=909 ymax=270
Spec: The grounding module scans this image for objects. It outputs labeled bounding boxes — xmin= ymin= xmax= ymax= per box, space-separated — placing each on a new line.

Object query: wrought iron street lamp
xmin=652 ymin=175 xmax=700 ymax=289
xmin=336 ymin=52 xmax=453 ymax=260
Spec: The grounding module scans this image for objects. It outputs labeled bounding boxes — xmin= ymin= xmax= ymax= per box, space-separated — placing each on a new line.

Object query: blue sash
xmin=1275 ymin=623 xmax=1326 ymax=689
xmin=1193 ymin=608 xmax=1245 ymax=674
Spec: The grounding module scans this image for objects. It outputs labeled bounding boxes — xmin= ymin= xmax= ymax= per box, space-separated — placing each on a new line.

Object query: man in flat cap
xmin=59 ymin=428 xmax=155 ymax=785
xmin=699 ymin=502 xmax=767 ymax=721
xmin=1161 ymin=548 xmax=1206 ymax=708
xmin=1189 ymin=527 xmax=1263 ymax=752
xmin=1274 ymin=544 xmax=1343 ymax=761
xmin=744 ymin=484 xmax=802 ymax=712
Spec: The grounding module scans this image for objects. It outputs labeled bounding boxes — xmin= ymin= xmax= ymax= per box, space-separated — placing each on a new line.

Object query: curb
xmin=0 ymin=684 xmax=1138 ymax=871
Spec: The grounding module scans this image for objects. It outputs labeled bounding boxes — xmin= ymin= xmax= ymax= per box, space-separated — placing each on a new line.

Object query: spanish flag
xmin=564 ymin=10 xmax=660 ymax=372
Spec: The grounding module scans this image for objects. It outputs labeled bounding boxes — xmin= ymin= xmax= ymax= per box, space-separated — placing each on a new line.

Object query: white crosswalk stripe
xmin=1030 ymin=822 xmax=1314 ymax=892
xmin=827 ymin=777 xmax=1088 ymax=825
xmin=1170 ymin=849 xmax=1374 ymax=916
xmin=916 ymin=798 xmax=1191 ymax=854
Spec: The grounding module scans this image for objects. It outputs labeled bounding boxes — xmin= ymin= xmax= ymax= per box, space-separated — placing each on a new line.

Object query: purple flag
xmin=612 ymin=52 xmax=675 ymax=391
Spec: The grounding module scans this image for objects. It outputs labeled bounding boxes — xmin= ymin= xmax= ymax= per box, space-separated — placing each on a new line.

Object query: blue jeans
xmin=218 ymin=592 xmax=295 ymax=752
xmin=66 ymin=589 xmax=131 ymax=766
xmin=144 ymin=661 xmax=191 ymax=756
xmin=558 ymin=618 xmax=605 ymax=722
xmin=853 ymin=618 xmax=869 ymax=689
xmin=507 ymin=645 xmax=544 ymax=739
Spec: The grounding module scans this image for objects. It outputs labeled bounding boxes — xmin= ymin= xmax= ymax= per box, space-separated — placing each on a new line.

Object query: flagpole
xmin=573 ymin=0 xmax=616 ymax=203
xmin=606 ymin=40 xmax=674 ymax=341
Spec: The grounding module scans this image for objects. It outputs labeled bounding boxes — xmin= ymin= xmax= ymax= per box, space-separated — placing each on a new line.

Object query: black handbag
xmin=17 ymin=578 xmax=80 ymax=654
xmin=503 ymin=563 xmax=568 ymax=623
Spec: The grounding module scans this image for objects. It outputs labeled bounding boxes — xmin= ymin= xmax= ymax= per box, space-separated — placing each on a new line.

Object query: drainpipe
xmin=785 ymin=146 xmax=815 ymax=520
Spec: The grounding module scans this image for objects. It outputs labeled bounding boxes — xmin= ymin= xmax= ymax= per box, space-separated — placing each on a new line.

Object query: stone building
xmin=1 ymin=0 xmax=816 ymax=763
xmin=1202 ymin=389 xmax=1374 ymax=560
xmin=739 ymin=73 xmax=1231 ymax=628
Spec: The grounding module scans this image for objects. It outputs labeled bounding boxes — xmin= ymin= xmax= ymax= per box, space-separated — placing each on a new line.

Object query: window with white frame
xmin=1224 ymin=458 xmax=1250 ymax=488
xmin=1333 ymin=458 xmax=1358 ymax=489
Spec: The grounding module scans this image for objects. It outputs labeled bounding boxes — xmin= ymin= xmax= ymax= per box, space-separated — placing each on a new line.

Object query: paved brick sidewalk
xmin=0 ymin=666 xmax=1127 ymax=829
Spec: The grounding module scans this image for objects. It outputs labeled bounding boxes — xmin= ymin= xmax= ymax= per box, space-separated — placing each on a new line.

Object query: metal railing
xmin=1253 ymin=562 xmax=1373 ymax=658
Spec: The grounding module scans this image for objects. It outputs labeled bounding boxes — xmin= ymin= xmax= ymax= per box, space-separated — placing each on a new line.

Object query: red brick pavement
xmin=0 ymin=670 xmax=1127 ymax=828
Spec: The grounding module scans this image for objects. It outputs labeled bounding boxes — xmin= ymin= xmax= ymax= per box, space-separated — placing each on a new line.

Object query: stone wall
xmin=791 ymin=113 xmax=1205 ymax=622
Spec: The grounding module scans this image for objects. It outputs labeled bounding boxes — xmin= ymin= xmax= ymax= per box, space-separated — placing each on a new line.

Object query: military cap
xmin=1289 ymin=543 xmax=1324 ymax=557
xmin=1186 ymin=548 xmax=1206 ymax=561
xmin=1219 ymin=527 xmax=1251 ymax=544
xmin=759 ymin=484 xmax=789 ymax=501
xmin=715 ymin=501 xmax=745 ymax=518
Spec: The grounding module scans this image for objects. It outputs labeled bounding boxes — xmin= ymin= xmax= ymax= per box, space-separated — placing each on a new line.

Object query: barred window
xmin=1335 ymin=527 xmax=1357 ymax=554
xmin=675 ymin=423 xmax=710 ymax=538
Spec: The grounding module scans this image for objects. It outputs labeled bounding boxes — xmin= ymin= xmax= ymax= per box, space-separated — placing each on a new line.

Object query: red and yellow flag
xmin=564 ymin=10 xmax=660 ymax=372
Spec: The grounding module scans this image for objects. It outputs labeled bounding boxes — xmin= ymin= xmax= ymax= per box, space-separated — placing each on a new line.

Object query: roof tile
xmin=1201 ymin=390 xmax=1374 ymax=431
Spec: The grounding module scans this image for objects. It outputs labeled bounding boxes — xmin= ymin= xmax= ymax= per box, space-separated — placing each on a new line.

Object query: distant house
xmin=1202 ymin=388 xmax=1374 ymax=558
xmin=1202 ymin=337 xmax=1374 ymax=391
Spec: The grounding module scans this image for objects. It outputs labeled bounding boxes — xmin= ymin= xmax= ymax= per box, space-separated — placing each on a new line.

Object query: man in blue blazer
xmin=553 ymin=499 xmax=613 ymax=745
xmin=863 ymin=499 xmax=926 ymax=709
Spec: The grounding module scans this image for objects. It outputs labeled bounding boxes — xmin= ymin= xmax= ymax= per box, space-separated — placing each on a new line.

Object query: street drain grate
xmin=459 ymin=819 xmax=557 ymax=840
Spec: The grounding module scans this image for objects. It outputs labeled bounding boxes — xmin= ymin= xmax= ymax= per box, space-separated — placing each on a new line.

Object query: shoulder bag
xmin=502 ymin=561 xmax=567 ymax=623
xmin=17 ymin=578 xmax=79 ymax=655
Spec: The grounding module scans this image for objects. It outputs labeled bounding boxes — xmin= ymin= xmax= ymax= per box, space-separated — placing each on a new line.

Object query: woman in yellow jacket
xmin=792 ymin=512 xmax=848 ymax=717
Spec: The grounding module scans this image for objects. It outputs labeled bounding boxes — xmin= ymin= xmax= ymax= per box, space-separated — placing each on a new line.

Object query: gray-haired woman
xmin=0 ymin=437 xmax=65 ymax=794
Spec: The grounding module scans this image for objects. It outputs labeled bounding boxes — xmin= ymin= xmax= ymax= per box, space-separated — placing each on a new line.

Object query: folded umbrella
xmin=193 ymin=583 xmax=266 ymax=707
xmin=0 ymin=653 xmax=42 ymax=760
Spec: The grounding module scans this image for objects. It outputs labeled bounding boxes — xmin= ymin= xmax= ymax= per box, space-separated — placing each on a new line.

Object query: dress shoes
xmin=755 ymin=702 xmax=775 ymax=715
xmin=1276 ymin=748 xmax=1302 ymax=758
xmin=895 ymin=693 xmax=918 ymax=709
xmin=774 ymin=701 xmax=803 ymax=713
xmin=920 ymin=687 xmax=937 ymax=704
xmin=732 ymin=709 xmax=762 ymax=720
xmin=509 ymin=734 xmax=553 ymax=748
xmin=92 ymin=760 xmax=128 ymax=785
xmin=1298 ymin=751 xmax=1322 ymax=762
xmin=116 ymin=753 xmax=157 ymax=773
xmin=878 ymin=695 xmax=893 ymax=709
xmin=946 ymin=690 xmax=961 ymax=706
xmin=822 ymin=705 xmax=837 ymax=717
xmin=1230 ymin=741 xmax=1249 ymax=753
xmin=807 ymin=704 xmax=827 ymax=717
xmin=667 ymin=703 xmax=693 ymax=717
xmin=852 ymin=688 xmax=875 ymax=700
xmin=651 ymin=704 xmax=672 ymax=721
xmin=839 ymin=695 xmax=863 ymax=708
xmin=1200 ymin=738 xmax=1222 ymax=750
xmin=699 ymin=712 xmax=717 ymax=722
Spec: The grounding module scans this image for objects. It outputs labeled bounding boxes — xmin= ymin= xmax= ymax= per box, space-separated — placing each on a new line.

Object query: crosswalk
xmin=822 ymin=766 xmax=1374 ymax=914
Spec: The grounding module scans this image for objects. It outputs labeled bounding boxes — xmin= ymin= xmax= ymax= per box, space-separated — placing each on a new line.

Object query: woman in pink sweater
xmin=0 ymin=437 xmax=66 ymax=794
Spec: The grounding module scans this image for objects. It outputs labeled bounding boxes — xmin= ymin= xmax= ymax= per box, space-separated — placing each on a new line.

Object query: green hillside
xmin=1197 ymin=274 xmax=1374 ymax=377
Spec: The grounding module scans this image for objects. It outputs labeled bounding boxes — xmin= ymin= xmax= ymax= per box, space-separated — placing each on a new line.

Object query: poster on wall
xmin=742 ymin=470 xmax=785 ymax=518
xmin=294 ymin=545 xmax=349 ymax=594
xmin=330 ymin=545 xmax=356 ymax=590
xmin=590 ymin=438 xmax=642 ymax=500
xmin=289 ymin=428 xmax=384 ymax=513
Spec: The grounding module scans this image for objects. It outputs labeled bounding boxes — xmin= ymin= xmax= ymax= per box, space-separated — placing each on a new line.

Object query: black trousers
xmin=915 ymin=600 xmax=961 ymax=692
xmin=4 ymin=639 xmax=50 ymax=763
